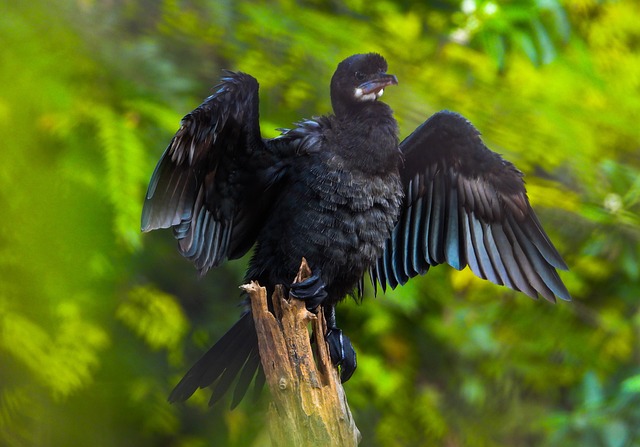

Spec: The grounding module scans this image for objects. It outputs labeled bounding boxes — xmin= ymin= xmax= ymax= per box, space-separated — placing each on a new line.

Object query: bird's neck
xmin=332 ymin=102 xmax=401 ymax=174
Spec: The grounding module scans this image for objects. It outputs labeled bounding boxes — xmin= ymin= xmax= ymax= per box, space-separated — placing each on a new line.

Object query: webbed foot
xmin=289 ymin=270 xmax=327 ymax=312
xmin=326 ymin=326 xmax=357 ymax=382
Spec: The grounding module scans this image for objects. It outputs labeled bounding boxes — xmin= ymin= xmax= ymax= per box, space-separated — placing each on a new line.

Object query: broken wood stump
xmin=241 ymin=259 xmax=360 ymax=447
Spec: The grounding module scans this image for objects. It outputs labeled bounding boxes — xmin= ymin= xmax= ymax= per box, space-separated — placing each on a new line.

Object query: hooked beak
xmin=358 ymin=73 xmax=398 ymax=96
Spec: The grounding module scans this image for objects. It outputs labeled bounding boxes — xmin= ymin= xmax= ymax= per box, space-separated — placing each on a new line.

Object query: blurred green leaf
xmin=117 ymin=285 xmax=189 ymax=352
xmin=583 ymin=372 xmax=604 ymax=410
xmin=621 ymin=374 xmax=640 ymax=394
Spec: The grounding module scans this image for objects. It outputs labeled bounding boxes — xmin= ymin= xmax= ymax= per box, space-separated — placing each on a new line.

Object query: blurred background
xmin=2 ymin=0 xmax=640 ymax=445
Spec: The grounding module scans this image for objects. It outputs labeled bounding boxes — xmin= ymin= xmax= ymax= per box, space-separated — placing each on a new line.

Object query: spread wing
xmin=141 ymin=71 xmax=282 ymax=273
xmin=371 ymin=111 xmax=570 ymax=302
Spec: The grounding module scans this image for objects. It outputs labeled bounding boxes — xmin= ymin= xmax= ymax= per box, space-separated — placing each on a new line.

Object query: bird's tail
xmin=168 ymin=311 xmax=263 ymax=408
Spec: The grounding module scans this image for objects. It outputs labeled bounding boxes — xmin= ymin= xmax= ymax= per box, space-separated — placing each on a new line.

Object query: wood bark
xmin=242 ymin=259 xmax=360 ymax=447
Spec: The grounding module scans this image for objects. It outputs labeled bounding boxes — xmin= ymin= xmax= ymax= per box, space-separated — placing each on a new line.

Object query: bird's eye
xmin=354 ymin=71 xmax=366 ymax=81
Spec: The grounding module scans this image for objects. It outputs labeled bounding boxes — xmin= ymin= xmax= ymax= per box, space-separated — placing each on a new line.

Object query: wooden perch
xmin=241 ymin=259 xmax=360 ymax=447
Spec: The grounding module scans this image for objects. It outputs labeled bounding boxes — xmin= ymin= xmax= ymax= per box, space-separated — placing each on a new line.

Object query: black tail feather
xmin=168 ymin=312 xmax=260 ymax=406
xmin=230 ymin=347 xmax=261 ymax=409
xmin=253 ymin=363 xmax=266 ymax=400
xmin=208 ymin=325 xmax=257 ymax=406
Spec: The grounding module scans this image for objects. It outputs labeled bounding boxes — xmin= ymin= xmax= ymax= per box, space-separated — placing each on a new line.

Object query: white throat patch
xmin=354 ymin=87 xmax=384 ymax=102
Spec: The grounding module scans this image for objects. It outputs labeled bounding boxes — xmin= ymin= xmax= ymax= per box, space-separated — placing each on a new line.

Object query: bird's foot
xmin=326 ymin=327 xmax=357 ymax=382
xmin=289 ymin=271 xmax=327 ymax=312
xmin=291 ymin=278 xmax=357 ymax=382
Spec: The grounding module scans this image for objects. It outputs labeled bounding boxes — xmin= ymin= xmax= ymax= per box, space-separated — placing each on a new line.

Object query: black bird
xmin=141 ymin=53 xmax=570 ymax=408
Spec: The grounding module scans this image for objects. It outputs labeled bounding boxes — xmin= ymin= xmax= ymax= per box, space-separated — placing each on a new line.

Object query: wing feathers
xmin=444 ymin=171 xmax=463 ymax=270
xmin=428 ymin=169 xmax=445 ymax=264
xmin=507 ymin=215 xmax=570 ymax=301
xmin=462 ymin=213 xmax=482 ymax=280
xmin=483 ymin=223 xmax=515 ymax=290
xmin=142 ymin=72 xmax=276 ymax=273
xmin=374 ymin=110 xmax=570 ymax=302
xmin=470 ymin=214 xmax=501 ymax=285
xmin=382 ymin=238 xmax=397 ymax=290
xmin=421 ymin=173 xmax=435 ymax=264
xmin=410 ymin=195 xmax=429 ymax=275
xmin=524 ymin=212 xmax=569 ymax=270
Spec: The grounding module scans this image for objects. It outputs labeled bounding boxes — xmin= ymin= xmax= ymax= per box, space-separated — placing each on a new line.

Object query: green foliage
xmin=545 ymin=371 xmax=640 ymax=446
xmin=117 ymin=285 xmax=188 ymax=354
xmin=1 ymin=0 xmax=640 ymax=445
xmin=450 ymin=0 xmax=570 ymax=69
xmin=1 ymin=303 xmax=108 ymax=399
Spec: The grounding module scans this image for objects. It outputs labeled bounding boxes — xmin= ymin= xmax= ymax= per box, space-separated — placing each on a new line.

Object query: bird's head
xmin=330 ymin=53 xmax=398 ymax=118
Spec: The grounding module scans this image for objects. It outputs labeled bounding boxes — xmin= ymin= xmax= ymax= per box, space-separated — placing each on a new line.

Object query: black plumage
xmin=141 ymin=53 xmax=570 ymax=407
xmin=372 ymin=111 xmax=570 ymax=301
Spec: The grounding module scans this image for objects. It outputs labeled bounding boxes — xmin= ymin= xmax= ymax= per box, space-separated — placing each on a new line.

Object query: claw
xmin=326 ymin=327 xmax=357 ymax=382
xmin=289 ymin=271 xmax=327 ymax=311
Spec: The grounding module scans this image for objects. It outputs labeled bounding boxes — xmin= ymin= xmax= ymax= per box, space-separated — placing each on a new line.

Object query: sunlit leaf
xmin=582 ymin=372 xmax=604 ymax=410
xmin=117 ymin=285 xmax=189 ymax=351
xmin=514 ymin=30 xmax=539 ymax=64
xmin=621 ymin=374 xmax=640 ymax=394
xmin=480 ymin=30 xmax=507 ymax=69
xmin=532 ymin=18 xmax=557 ymax=64
xmin=602 ymin=420 xmax=628 ymax=447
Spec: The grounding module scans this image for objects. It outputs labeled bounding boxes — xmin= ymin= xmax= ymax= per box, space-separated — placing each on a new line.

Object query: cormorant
xmin=141 ymin=53 xmax=570 ymax=408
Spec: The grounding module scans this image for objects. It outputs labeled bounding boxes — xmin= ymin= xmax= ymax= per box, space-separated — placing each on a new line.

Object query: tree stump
xmin=241 ymin=259 xmax=360 ymax=447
